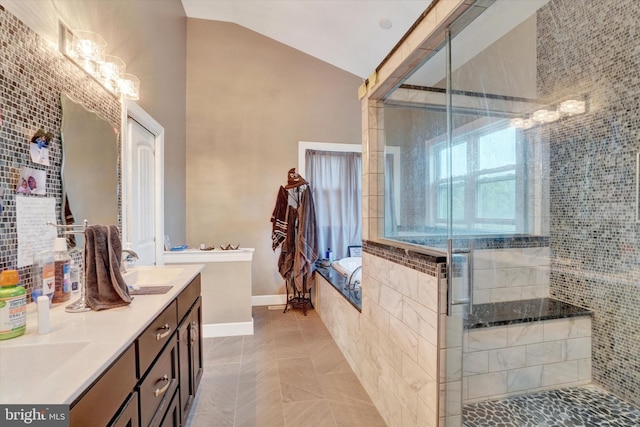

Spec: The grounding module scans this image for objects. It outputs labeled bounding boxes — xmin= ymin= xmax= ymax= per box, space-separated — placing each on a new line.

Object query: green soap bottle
xmin=0 ymin=269 xmax=27 ymax=340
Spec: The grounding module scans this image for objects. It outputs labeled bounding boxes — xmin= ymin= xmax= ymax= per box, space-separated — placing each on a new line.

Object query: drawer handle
xmin=156 ymin=324 xmax=171 ymax=340
xmin=191 ymin=322 xmax=198 ymax=345
xmin=154 ymin=374 xmax=170 ymax=397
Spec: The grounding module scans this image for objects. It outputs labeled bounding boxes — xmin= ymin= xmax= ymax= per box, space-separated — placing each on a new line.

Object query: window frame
xmin=428 ymin=119 xmax=525 ymax=232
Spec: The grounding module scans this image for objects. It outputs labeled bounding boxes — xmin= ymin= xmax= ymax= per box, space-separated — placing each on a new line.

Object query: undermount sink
xmin=122 ymin=266 xmax=184 ymax=287
xmin=0 ymin=341 xmax=90 ymax=400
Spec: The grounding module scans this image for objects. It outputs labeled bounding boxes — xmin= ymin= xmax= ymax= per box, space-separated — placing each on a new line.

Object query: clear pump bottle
xmin=52 ymin=238 xmax=71 ymax=303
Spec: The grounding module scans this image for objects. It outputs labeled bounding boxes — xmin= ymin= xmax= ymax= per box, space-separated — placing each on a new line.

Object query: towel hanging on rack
xmin=271 ymin=168 xmax=318 ymax=291
xmin=84 ymin=225 xmax=132 ymax=310
xmin=270 ymin=185 xmax=289 ymax=251
xmin=278 ymin=205 xmax=297 ymax=280
xmin=292 ymin=186 xmax=318 ymax=293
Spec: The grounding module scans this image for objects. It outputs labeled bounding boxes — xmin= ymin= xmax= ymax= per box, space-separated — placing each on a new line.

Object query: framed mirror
xmin=60 ymin=93 xmax=119 ymax=245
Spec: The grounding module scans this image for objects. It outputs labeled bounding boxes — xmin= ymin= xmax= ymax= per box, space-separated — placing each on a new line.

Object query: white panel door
xmin=128 ymin=118 xmax=156 ymax=265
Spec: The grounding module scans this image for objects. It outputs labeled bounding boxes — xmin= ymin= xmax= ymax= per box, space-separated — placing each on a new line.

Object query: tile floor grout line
xmin=230 ymin=335 xmax=243 ymax=427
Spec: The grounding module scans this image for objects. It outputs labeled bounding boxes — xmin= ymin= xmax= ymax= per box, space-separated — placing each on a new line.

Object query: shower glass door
xmin=384 ymin=0 xmax=640 ymax=424
xmin=442 ymin=1 xmax=553 ymax=425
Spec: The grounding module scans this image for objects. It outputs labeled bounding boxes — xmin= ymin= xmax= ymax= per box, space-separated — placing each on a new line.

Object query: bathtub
xmin=331 ymin=256 xmax=362 ymax=284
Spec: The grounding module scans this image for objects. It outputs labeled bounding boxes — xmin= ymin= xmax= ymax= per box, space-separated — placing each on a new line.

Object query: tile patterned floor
xmin=185 ymin=306 xmax=640 ymax=427
xmin=185 ymin=305 xmax=387 ymax=427
xmin=463 ymin=385 xmax=640 ymax=427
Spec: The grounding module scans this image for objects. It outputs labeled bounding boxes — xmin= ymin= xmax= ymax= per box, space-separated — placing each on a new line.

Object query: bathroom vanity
xmin=0 ymin=264 xmax=204 ymax=427
xmin=164 ymin=248 xmax=254 ymax=337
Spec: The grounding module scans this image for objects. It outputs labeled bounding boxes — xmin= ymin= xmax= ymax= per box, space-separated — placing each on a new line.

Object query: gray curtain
xmin=305 ymin=149 xmax=361 ymax=261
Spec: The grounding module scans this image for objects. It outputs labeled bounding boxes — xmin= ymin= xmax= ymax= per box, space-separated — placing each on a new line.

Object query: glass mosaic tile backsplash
xmin=0 ymin=5 xmax=120 ymax=300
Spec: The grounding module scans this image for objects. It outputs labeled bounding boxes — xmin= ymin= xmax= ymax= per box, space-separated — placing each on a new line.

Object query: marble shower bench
xmin=462 ymin=298 xmax=593 ymax=403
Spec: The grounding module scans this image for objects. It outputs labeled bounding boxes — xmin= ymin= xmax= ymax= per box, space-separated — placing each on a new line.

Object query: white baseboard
xmin=251 ymin=294 xmax=287 ymax=306
xmin=203 ymin=319 xmax=254 ymax=338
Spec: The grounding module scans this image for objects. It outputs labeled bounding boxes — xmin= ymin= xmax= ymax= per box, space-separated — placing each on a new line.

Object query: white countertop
xmin=0 ymin=263 xmax=204 ymax=405
xmin=164 ymin=248 xmax=254 ymax=263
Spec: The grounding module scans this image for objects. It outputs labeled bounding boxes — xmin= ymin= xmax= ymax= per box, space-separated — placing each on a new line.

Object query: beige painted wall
xmin=2 ymin=0 xmax=188 ymax=244
xmin=186 ymin=19 xmax=362 ymax=296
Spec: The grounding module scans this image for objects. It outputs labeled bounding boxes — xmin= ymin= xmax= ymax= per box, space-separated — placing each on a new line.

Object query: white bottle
xmin=37 ymin=295 xmax=50 ymax=334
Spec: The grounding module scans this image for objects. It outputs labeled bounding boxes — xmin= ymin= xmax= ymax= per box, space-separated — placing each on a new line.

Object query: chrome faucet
xmin=346 ymin=265 xmax=362 ymax=289
xmin=121 ymin=249 xmax=139 ymax=273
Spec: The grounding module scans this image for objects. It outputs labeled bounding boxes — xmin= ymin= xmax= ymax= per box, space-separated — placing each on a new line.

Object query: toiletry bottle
xmin=327 ymin=248 xmax=334 ymax=263
xmin=325 ymin=248 xmax=331 ymax=261
xmin=52 ymin=238 xmax=71 ymax=303
xmin=0 ymin=269 xmax=26 ymax=340
xmin=70 ymin=259 xmax=79 ymax=294
xmin=37 ymin=295 xmax=50 ymax=335
xmin=34 ymin=250 xmax=55 ymax=302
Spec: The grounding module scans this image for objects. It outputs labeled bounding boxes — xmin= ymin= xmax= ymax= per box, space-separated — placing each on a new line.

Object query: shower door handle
xmin=446 ymin=240 xmax=473 ymax=316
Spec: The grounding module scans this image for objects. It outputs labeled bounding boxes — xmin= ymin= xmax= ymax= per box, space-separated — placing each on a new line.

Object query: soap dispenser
xmin=325 ymin=248 xmax=334 ymax=263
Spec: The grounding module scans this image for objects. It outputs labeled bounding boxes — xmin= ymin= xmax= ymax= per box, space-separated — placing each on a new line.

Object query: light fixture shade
xmin=118 ymin=74 xmax=140 ymax=100
xmin=510 ymin=117 xmax=535 ymax=129
xmin=70 ymin=30 xmax=107 ymax=62
xmin=559 ymin=99 xmax=586 ymax=115
xmin=59 ymin=24 xmax=141 ymax=100
xmin=532 ymin=109 xmax=560 ymax=123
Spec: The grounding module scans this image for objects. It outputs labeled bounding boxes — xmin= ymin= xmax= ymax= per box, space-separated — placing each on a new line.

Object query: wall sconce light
xmin=59 ymin=23 xmax=140 ymax=100
xmin=559 ymin=99 xmax=586 ymax=115
xmin=69 ymin=30 xmax=106 ymax=62
xmin=509 ymin=117 xmax=535 ymax=129
xmin=118 ymin=74 xmax=140 ymax=101
xmin=99 ymin=55 xmax=126 ymax=94
xmin=510 ymin=97 xmax=587 ymax=129
xmin=532 ymin=109 xmax=560 ymax=123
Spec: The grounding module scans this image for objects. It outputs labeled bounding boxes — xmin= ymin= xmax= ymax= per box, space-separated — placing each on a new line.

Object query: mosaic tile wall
xmin=0 ymin=6 xmax=121 ymax=300
xmin=363 ymin=239 xmax=445 ymax=277
xmin=537 ymin=0 xmax=640 ymax=406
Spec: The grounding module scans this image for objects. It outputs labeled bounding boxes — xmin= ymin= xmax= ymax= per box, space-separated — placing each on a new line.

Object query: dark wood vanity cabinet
xmin=69 ymin=346 xmax=137 ymax=427
xmin=110 ymin=392 xmax=139 ymax=427
xmin=69 ymin=274 xmax=203 ymax=427
xmin=159 ymin=390 xmax=181 ymax=427
xmin=139 ymin=334 xmax=179 ymax=427
xmin=178 ymin=296 xmax=203 ymax=420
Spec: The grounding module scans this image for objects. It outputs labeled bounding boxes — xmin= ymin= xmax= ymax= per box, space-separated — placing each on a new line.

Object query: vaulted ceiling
xmin=180 ymin=0 xmax=432 ymax=78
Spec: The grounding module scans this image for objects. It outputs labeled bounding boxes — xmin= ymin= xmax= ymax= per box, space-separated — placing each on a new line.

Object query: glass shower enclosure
xmin=382 ymin=0 xmax=639 ymax=425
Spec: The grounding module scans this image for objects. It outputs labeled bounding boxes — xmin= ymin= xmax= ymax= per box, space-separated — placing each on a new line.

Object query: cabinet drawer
xmin=177 ymin=275 xmax=201 ymax=322
xmin=109 ymin=391 xmax=139 ymax=427
xmin=139 ymin=334 xmax=179 ymax=427
xmin=159 ymin=389 xmax=180 ymax=427
xmin=70 ymin=345 xmax=136 ymax=427
xmin=137 ymin=300 xmax=177 ymax=377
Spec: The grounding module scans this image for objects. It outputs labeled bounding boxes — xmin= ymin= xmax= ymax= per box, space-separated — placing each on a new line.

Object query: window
xmin=430 ymin=125 xmax=521 ymax=232
xmin=299 ymin=142 xmax=362 ymax=260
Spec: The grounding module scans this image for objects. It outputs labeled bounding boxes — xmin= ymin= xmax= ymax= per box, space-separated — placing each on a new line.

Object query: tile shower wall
xmin=0 ymin=6 xmax=121 ymax=298
xmin=316 ymin=242 xmax=444 ymax=427
xmin=537 ymin=0 xmax=640 ymax=406
xmin=472 ymin=247 xmax=550 ymax=304
xmin=463 ymin=316 xmax=592 ymax=403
